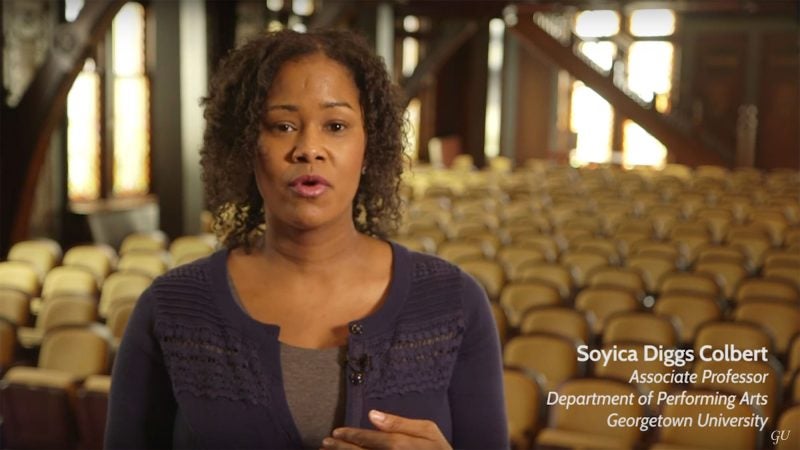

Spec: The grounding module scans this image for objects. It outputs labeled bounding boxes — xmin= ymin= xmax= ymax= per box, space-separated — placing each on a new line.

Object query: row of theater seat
xmin=0 ymin=160 xmax=798 ymax=449
xmin=396 ymin=162 xmax=799 ymax=449
xmin=0 ymin=231 xmax=218 ymax=449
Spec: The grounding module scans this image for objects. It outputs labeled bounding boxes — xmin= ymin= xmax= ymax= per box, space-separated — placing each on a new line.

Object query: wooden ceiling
xmin=393 ymin=0 xmax=798 ymax=18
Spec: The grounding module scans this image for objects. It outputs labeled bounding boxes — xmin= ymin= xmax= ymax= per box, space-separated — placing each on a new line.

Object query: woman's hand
xmin=321 ymin=410 xmax=453 ymax=450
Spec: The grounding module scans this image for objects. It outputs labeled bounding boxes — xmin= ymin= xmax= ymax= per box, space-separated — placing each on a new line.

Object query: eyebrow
xmin=266 ymin=101 xmax=354 ymax=112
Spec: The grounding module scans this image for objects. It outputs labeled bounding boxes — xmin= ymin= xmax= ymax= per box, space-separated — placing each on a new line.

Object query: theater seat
xmin=0 ymin=325 xmax=112 ymax=449
xmin=503 ymin=367 xmax=544 ymax=450
xmin=535 ymin=378 xmax=645 ymax=450
xmin=504 ymin=333 xmax=584 ymax=391
xmin=76 ymin=374 xmax=112 ymax=450
xmin=650 ymin=389 xmax=762 ymax=450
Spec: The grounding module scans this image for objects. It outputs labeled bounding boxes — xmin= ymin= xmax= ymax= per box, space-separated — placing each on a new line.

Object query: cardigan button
xmin=350 ymin=371 xmax=365 ymax=385
xmin=349 ymin=323 xmax=364 ymax=335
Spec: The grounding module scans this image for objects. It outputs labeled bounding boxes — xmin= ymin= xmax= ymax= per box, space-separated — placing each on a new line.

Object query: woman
xmin=106 ymin=29 xmax=508 ymax=450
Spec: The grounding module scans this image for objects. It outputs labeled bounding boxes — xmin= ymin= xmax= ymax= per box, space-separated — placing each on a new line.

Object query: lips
xmin=288 ymin=174 xmax=331 ymax=198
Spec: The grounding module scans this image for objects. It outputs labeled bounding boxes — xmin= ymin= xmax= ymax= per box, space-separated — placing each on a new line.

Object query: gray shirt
xmin=227 ymin=274 xmax=346 ymax=448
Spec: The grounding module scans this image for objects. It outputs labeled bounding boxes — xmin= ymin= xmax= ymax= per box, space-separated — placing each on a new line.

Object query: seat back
xmin=735 ymin=277 xmax=799 ymax=305
xmin=496 ymin=245 xmax=546 ymax=281
xmin=519 ymin=306 xmax=591 ymax=346
xmin=8 ymin=239 xmax=62 ymax=281
xmin=38 ymin=296 xmax=97 ymax=332
xmin=692 ymin=359 xmax=781 ymax=418
xmin=602 ymin=312 xmax=679 ymax=347
xmin=458 ymin=258 xmax=506 ymax=301
xmin=575 ymin=287 xmax=640 ymax=336
xmin=659 ymin=271 xmax=720 ymax=298
xmin=106 ymin=300 xmax=136 ymax=345
xmin=500 ymin=281 xmax=561 ymax=327
xmin=39 ymin=326 xmax=111 ymax=379
xmin=503 ymin=333 xmax=583 ymax=391
xmin=593 ymin=343 xmax=674 ymax=394
xmin=41 ymin=266 xmax=98 ymax=300
xmin=653 ymin=293 xmax=721 ymax=345
xmin=734 ymin=301 xmax=800 ymax=355
xmin=560 ymin=250 xmax=609 ymax=289
xmin=545 ymin=378 xmax=645 ymax=445
xmin=117 ymin=251 xmax=170 ymax=278
xmin=0 ymin=261 xmax=40 ymax=296
xmin=169 ymin=234 xmax=215 ymax=264
xmin=694 ymin=260 xmax=747 ymax=299
xmin=586 ymin=266 xmax=645 ymax=299
xmin=119 ymin=230 xmax=168 ymax=255
xmin=694 ymin=320 xmax=774 ymax=354
xmin=0 ymin=288 xmax=32 ymax=325
xmin=655 ymin=390 xmax=762 ymax=449
xmin=436 ymin=240 xmax=485 ymax=264
xmin=63 ymin=244 xmax=117 ymax=285
xmin=626 ymin=254 xmax=676 ymax=294
xmin=503 ymin=368 xmax=544 ymax=450
xmin=98 ymin=271 xmax=151 ymax=318
xmin=514 ymin=262 xmax=572 ymax=300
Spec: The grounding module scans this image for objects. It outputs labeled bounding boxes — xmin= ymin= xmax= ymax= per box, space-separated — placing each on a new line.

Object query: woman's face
xmin=254 ymin=53 xmax=366 ymax=232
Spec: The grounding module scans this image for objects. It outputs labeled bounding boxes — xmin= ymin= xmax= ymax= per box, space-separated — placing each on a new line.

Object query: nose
xmin=290 ymin=129 xmax=326 ymax=163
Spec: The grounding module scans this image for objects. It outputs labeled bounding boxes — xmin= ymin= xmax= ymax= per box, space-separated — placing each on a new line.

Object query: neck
xmin=260 ymin=218 xmax=367 ymax=272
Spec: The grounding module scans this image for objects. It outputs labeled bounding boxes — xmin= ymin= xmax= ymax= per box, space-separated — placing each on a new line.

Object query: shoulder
xmin=395 ymin=243 xmax=488 ymax=316
xmin=139 ymin=250 xmax=228 ymax=326
xmin=148 ymin=250 xmax=219 ymax=293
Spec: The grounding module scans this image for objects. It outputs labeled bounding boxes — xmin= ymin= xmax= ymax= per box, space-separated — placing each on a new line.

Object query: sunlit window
xmin=570 ymin=81 xmax=613 ymax=164
xmin=574 ymin=10 xmax=619 ymax=38
xmin=484 ymin=18 xmax=504 ymax=158
xmin=622 ymin=10 xmax=674 ymax=168
xmin=629 ymin=9 xmax=675 ymax=37
xmin=291 ymin=0 xmax=313 ymax=16
xmin=627 ymin=41 xmax=673 ymax=104
xmin=569 ymin=8 xmax=675 ymax=168
xmin=623 ymin=120 xmax=666 ymax=168
xmin=65 ymin=0 xmax=84 ymax=22
xmin=112 ymin=2 xmax=150 ymax=196
xmin=578 ymin=41 xmax=616 ymax=72
xmin=402 ymin=15 xmax=420 ymax=77
xmin=67 ymin=59 xmax=101 ymax=201
xmin=67 ymin=1 xmax=150 ymax=202
xmin=266 ymin=0 xmax=283 ymax=12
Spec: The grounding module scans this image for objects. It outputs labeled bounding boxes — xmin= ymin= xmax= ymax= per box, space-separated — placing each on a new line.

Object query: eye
xmin=327 ymin=122 xmax=346 ymax=133
xmin=268 ymin=122 xmax=295 ymax=133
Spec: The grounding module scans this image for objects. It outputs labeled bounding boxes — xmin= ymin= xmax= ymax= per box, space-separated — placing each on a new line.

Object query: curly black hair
xmin=200 ymin=29 xmax=406 ymax=250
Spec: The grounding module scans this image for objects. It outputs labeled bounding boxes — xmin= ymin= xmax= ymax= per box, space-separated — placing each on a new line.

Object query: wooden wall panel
xmin=513 ymin=38 xmax=555 ymax=164
xmin=756 ymin=32 xmax=799 ymax=169
xmin=690 ymin=32 xmax=748 ymax=151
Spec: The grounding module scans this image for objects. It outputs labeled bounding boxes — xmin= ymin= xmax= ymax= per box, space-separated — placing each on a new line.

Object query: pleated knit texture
xmin=152 ymin=264 xmax=272 ymax=406
xmin=365 ymin=253 xmax=466 ymax=399
xmin=147 ymin=250 xmax=466 ymax=405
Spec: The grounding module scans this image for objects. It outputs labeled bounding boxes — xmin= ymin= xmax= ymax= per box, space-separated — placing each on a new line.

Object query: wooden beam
xmin=510 ymin=14 xmax=733 ymax=167
xmin=309 ymin=0 xmax=357 ymax=29
xmin=401 ymin=20 xmax=479 ymax=104
xmin=1 ymin=0 xmax=125 ymax=253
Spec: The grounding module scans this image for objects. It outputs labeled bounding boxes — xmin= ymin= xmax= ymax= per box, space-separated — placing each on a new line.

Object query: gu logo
xmin=770 ymin=429 xmax=791 ymax=446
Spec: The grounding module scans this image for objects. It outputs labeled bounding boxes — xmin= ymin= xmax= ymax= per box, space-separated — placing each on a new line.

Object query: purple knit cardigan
xmin=106 ymin=242 xmax=509 ymax=449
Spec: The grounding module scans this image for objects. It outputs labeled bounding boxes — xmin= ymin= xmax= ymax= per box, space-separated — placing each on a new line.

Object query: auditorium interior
xmin=0 ymin=0 xmax=799 ymax=448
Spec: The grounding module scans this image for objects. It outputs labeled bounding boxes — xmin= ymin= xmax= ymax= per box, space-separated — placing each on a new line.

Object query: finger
xmin=368 ymin=410 xmax=443 ymax=440
xmin=331 ymin=427 xmax=397 ymax=449
xmin=321 ymin=436 xmax=365 ymax=450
